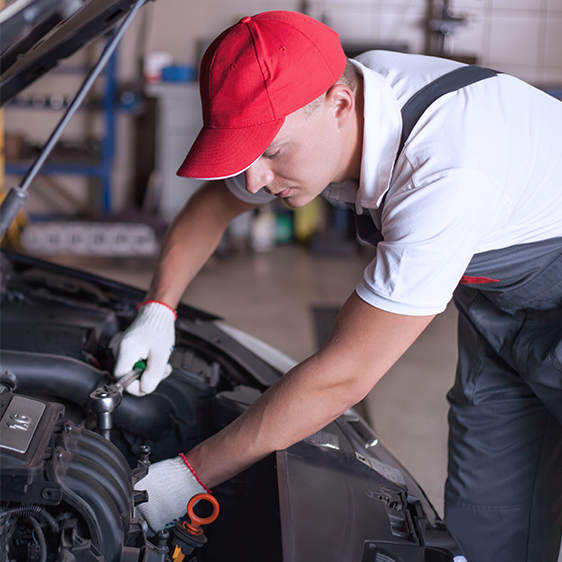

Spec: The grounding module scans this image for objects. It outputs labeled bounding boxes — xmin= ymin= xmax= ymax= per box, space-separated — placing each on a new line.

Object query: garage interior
xmin=1 ymin=0 xmax=561 ymax=539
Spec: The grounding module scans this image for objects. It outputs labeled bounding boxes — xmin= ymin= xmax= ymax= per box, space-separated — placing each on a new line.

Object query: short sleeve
xmin=356 ymin=171 xmax=509 ymax=316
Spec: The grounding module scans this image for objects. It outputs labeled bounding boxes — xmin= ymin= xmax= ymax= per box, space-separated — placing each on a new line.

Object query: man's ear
xmin=326 ymin=83 xmax=355 ymax=127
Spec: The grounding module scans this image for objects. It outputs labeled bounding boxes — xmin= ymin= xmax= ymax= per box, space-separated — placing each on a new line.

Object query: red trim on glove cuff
xmin=179 ymin=453 xmax=212 ymax=494
xmin=138 ymin=300 xmax=178 ymax=320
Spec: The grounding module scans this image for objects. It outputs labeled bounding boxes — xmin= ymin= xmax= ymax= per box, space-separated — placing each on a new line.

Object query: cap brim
xmin=177 ymin=118 xmax=285 ymax=181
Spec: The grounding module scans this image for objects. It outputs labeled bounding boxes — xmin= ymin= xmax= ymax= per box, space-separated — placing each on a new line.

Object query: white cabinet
xmin=147 ymin=82 xmax=203 ymax=222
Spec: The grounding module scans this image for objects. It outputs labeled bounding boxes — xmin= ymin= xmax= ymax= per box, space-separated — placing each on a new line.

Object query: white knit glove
xmin=135 ymin=456 xmax=206 ymax=532
xmin=114 ymin=301 xmax=176 ymax=396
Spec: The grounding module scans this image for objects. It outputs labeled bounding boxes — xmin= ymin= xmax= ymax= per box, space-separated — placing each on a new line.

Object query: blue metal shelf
xmin=5 ymin=48 xmax=119 ymax=214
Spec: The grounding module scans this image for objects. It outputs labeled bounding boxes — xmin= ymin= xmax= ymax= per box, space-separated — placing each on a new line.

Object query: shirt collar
xmin=328 ymin=59 xmax=402 ymax=214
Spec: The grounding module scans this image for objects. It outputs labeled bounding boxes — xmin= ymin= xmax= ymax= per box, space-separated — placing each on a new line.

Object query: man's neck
xmin=347 ymin=77 xmax=365 ymax=181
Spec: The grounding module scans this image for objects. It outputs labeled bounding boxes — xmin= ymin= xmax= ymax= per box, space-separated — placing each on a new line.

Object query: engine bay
xmin=0 ymin=251 xmax=283 ymax=561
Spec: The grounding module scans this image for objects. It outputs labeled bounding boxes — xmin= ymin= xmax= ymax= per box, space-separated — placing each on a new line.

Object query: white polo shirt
xmin=226 ymin=51 xmax=562 ymax=316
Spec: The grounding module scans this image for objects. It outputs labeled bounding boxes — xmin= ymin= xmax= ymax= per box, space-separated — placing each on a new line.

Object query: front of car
xmin=0 ymin=250 xmax=465 ymax=561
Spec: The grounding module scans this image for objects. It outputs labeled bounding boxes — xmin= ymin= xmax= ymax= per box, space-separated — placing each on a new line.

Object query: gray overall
xmin=446 ymin=240 xmax=562 ymax=562
xmin=356 ymin=66 xmax=562 ymax=561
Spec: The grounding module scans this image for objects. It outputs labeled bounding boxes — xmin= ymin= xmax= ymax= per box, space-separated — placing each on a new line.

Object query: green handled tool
xmin=90 ymin=360 xmax=147 ymax=440
xmin=115 ymin=360 xmax=147 ymax=392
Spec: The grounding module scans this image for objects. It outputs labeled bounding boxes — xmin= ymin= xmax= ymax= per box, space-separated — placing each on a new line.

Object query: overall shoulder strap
xmin=351 ymin=65 xmax=498 ymax=246
xmin=398 ymin=65 xmax=498 ymax=156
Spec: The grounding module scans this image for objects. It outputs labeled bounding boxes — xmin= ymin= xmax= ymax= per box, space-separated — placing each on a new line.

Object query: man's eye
xmin=264 ymin=150 xmax=280 ymax=159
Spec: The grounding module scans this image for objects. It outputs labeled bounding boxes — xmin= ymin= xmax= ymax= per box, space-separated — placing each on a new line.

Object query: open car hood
xmin=0 ymin=0 xmax=143 ymax=106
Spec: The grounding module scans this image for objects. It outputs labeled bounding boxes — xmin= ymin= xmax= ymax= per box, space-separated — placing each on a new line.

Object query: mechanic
xmin=114 ymin=11 xmax=562 ymax=562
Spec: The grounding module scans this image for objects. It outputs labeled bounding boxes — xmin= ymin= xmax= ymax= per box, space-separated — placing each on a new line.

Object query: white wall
xmin=136 ymin=0 xmax=562 ymax=84
xmin=4 ymin=0 xmax=561 ymax=217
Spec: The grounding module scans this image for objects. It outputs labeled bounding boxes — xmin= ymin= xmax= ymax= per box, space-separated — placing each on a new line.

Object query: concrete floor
xmin=64 ymin=243 xmax=456 ymax=518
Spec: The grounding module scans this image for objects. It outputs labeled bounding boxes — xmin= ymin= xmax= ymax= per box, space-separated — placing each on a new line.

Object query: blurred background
xmin=1 ymin=0 xmax=561 ymax=518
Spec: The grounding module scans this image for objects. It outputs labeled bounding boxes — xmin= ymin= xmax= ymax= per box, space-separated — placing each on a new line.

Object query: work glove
xmin=135 ymin=455 xmax=208 ymax=532
xmin=113 ymin=301 xmax=176 ymax=396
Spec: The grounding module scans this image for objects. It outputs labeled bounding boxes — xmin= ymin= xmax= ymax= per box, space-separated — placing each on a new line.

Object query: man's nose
xmin=245 ymin=159 xmax=274 ymax=194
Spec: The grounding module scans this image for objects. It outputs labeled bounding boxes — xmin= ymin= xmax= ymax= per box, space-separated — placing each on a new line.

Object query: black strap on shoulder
xmin=351 ymin=65 xmax=498 ymax=246
xmin=398 ymin=65 xmax=498 ymax=157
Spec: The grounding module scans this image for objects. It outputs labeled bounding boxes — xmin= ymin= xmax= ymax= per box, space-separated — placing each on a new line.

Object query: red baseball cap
xmin=177 ymin=11 xmax=347 ymax=181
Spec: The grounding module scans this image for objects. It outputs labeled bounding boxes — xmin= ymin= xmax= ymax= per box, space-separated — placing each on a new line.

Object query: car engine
xmin=0 ymin=377 xmax=164 ymax=562
xmin=0 ymin=251 xmax=283 ymax=562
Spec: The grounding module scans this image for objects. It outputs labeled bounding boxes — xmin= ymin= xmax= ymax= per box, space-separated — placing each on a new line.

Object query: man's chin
xmin=282 ymin=191 xmax=320 ymax=208
xmin=282 ymin=196 xmax=308 ymax=209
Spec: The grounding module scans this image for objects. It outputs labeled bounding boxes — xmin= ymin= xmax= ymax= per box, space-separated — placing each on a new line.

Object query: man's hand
xmin=113 ymin=183 xmax=258 ymax=395
xmin=114 ymin=301 xmax=176 ymax=396
xmin=135 ymin=456 xmax=207 ymax=532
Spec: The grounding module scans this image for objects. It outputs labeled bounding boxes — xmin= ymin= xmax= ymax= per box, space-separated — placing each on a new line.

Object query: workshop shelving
xmin=5 ymin=49 xmax=123 ymax=215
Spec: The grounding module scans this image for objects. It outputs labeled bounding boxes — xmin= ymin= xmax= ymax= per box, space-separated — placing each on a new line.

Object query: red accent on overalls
xmin=459 ymin=275 xmax=499 ymax=285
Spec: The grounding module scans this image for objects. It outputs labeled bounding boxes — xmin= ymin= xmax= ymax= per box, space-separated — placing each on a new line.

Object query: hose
xmin=0 ymin=350 xmax=173 ymax=438
xmin=0 ymin=505 xmax=59 ymax=533
xmin=23 ymin=516 xmax=47 ymax=562
xmin=0 ymin=510 xmax=51 ymax=562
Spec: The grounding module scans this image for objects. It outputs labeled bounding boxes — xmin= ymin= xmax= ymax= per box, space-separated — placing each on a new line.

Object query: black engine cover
xmin=0 ymin=387 xmax=166 ymax=562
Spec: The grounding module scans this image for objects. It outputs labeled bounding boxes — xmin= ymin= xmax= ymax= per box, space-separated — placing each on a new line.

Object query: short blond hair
xmin=337 ymin=58 xmax=360 ymax=91
xmin=303 ymin=59 xmax=360 ymax=116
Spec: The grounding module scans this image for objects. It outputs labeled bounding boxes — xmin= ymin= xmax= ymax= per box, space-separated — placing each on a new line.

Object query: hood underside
xmin=0 ymin=0 xmax=141 ymax=106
